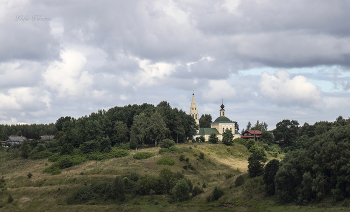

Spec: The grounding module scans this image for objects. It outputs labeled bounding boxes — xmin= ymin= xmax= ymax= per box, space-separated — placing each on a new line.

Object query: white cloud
xmin=135 ymin=59 xmax=176 ymax=86
xmin=43 ymin=50 xmax=93 ymax=97
xmin=0 ymin=93 xmax=21 ymax=110
xmin=259 ymin=70 xmax=322 ymax=107
xmin=204 ymin=80 xmax=236 ymax=102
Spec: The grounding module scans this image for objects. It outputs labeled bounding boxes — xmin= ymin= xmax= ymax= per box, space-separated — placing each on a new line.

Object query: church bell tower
xmin=220 ymin=99 xmax=225 ymax=117
xmin=190 ymin=93 xmax=199 ymax=125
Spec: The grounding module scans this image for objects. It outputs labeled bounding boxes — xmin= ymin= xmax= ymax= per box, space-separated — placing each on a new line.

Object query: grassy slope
xmin=0 ymin=143 xmax=347 ymax=212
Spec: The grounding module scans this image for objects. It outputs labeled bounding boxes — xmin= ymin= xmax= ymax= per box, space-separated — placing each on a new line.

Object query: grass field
xmin=0 ymin=142 xmax=348 ymax=211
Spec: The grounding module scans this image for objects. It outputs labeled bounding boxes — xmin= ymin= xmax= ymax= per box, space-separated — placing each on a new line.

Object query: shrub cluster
xmin=159 ymin=139 xmax=175 ymax=148
xmin=159 ymin=145 xmax=178 ymax=154
xmin=235 ymin=175 xmax=245 ymax=187
xmin=192 ymin=186 xmax=204 ymax=197
xmin=134 ymin=168 xmax=192 ymax=201
xmin=43 ymin=155 xmax=87 ymax=175
xmin=133 ymin=152 xmax=154 ymax=160
xmin=207 ymin=186 xmax=224 ymax=202
xmin=31 ymin=150 xmax=53 ymax=159
xmin=157 ymin=157 xmax=175 ymax=166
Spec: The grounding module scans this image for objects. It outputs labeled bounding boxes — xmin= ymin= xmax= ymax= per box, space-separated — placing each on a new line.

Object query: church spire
xmin=190 ymin=93 xmax=199 ymax=125
xmin=220 ymin=99 xmax=225 ymax=117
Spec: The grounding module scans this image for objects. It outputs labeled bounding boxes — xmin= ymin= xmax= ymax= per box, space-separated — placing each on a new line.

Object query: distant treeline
xmin=0 ymin=123 xmax=57 ymax=141
xmin=2 ymin=101 xmax=197 ymax=147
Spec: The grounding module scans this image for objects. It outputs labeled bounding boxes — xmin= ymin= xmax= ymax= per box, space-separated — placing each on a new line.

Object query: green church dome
xmin=213 ymin=116 xmax=234 ymax=123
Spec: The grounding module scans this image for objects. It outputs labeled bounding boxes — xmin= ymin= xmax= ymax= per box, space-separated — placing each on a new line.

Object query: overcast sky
xmin=1 ymin=0 xmax=350 ymax=130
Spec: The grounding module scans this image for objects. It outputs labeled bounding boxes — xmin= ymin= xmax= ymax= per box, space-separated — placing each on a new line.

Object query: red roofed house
xmin=241 ymin=130 xmax=262 ymax=141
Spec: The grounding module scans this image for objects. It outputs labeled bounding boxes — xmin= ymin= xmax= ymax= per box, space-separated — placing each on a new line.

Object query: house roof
xmin=242 ymin=130 xmax=262 ymax=135
xmin=8 ymin=135 xmax=26 ymax=142
xmin=197 ymin=128 xmax=221 ymax=136
xmin=40 ymin=135 xmax=55 ymax=141
xmin=212 ymin=116 xmax=234 ymax=123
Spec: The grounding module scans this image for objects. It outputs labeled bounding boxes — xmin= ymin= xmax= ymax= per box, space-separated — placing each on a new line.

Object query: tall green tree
xmin=148 ymin=112 xmax=168 ymax=146
xmin=264 ymin=159 xmax=280 ymax=195
xmin=246 ymin=121 xmax=252 ymax=130
xmin=173 ymin=115 xmax=185 ymax=144
xmin=273 ymin=119 xmax=299 ymax=145
xmin=55 ymin=116 xmax=75 ymax=131
xmin=130 ymin=113 xmax=149 ymax=149
xmin=208 ymin=132 xmax=218 ymax=144
xmin=251 ymin=120 xmax=268 ymax=131
xmin=110 ymin=176 xmax=125 ymax=201
xmin=222 ymin=129 xmax=233 ymax=145
xmin=260 ymin=131 xmax=274 ymax=145
xmin=20 ymin=139 xmax=30 ymax=159
xmin=248 ymin=148 xmax=267 ymax=178
xmin=199 ymin=114 xmax=212 ymax=128
xmin=112 ymin=121 xmax=129 ymax=146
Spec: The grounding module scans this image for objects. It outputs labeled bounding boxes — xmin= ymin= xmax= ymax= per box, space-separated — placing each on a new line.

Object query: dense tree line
xmin=4 ymin=101 xmax=197 ymax=152
xmin=0 ymin=123 xmax=57 ymax=140
xmin=247 ymin=116 xmax=350 ymax=204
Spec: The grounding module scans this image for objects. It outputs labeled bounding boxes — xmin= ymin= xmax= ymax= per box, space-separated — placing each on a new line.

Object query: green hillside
xmin=0 ymin=141 xmax=347 ymax=212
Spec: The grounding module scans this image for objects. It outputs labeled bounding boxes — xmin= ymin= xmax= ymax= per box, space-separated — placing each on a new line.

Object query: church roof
xmin=197 ymin=128 xmax=221 ymax=135
xmin=212 ymin=116 xmax=234 ymax=123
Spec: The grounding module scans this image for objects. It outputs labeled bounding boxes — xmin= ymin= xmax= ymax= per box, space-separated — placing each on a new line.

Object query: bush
xmin=44 ymin=155 xmax=87 ymax=175
xmin=208 ymin=132 xmax=218 ymax=144
xmin=48 ymin=154 xmax=60 ymax=162
xmin=246 ymin=139 xmax=255 ymax=150
xmin=199 ymin=152 xmax=204 ymax=160
xmin=208 ymin=186 xmax=224 ymax=202
xmin=100 ymin=137 xmax=111 ymax=153
xmin=117 ymin=142 xmax=131 ymax=150
xmin=264 ymin=159 xmax=280 ymax=195
xmin=135 ymin=175 xmax=160 ymax=195
xmin=235 ymin=175 xmax=245 ymax=187
xmin=80 ymin=140 xmax=100 ymax=154
xmin=157 ymin=157 xmax=175 ymax=166
xmin=187 ymin=163 xmax=195 ymax=170
xmin=159 ymin=145 xmax=178 ymax=154
xmin=263 ymin=143 xmax=270 ymax=151
xmin=234 ymin=138 xmax=247 ymax=146
xmin=31 ymin=150 xmax=53 ymax=159
xmin=225 ymin=173 xmax=234 ymax=180
xmin=202 ymin=182 xmax=207 ymax=188
xmin=43 ymin=165 xmax=61 ymax=175
xmin=133 ymin=152 xmax=154 ymax=160
xmin=8 ymin=193 xmax=13 ymax=203
xmin=110 ymin=148 xmax=129 ymax=157
xmin=169 ymin=145 xmax=178 ymax=151
xmin=192 ymin=186 xmax=204 ymax=197
xmin=20 ymin=140 xmax=30 ymax=159
xmin=58 ymin=156 xmax=73 ymax=169
xmin=110 ymin=176 xmax=125 ymax=201
xmin=172 ymin=179 xmax=190 ymax=202
xmin=68 ymin=182 xmax=112 ymax=204
xmin=0 ymin=178 xmax=6 ymax=191
xmin=248 ymin=148 xmax=267 ymax=178
xmin=159 ymin=139 xmax=175 ymax=148
xmin=332 ymin=189 xmax=344 ymax=201
xmin=179 ymin=154 xmax=185 ymax=161
xmin=27 ymin=172 xmax=33 ymax=179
